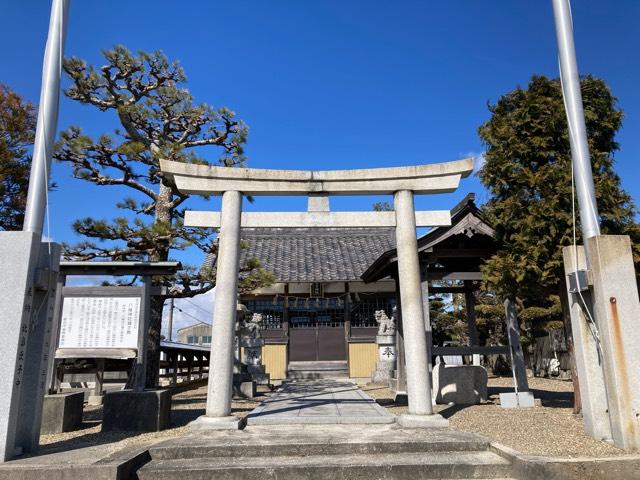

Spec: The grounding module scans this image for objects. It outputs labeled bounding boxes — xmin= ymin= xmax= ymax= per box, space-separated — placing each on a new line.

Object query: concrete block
xmin=432 ymin=363 xmax=488 ymax=405
xmin=233 ymin=381 xmax=256 ymax=399
xmin=40 ymin=392 xmax=84 ymax=435
xmin=396 ymin=413 xmax=449 ymax=428
xmin=499 ymin=391 xmax=535 ymax=408
xmin=87 ymin=395 xmax=104 ymax=406
xmin=102 ymin=390 xmax=171 ymax=432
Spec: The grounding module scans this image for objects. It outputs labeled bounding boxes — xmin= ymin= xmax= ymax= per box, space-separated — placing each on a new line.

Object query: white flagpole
xmin=551 ymin=0 xmax=601 ymax=244
xmin=23 ymin=0 xmax=70 ymax=235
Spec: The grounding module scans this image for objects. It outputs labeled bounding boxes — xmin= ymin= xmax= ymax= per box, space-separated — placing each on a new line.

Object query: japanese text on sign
xmin=58 ymin=297 xmax=140 ymax=349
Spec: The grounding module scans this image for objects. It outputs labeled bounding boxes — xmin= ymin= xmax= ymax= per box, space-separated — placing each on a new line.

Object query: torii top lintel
xmin=160 ymin=158 xmax=474 ymax=196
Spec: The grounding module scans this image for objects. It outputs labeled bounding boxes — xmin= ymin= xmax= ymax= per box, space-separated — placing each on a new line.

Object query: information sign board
xmin=58 ymin=297 xmax=140 ymax=349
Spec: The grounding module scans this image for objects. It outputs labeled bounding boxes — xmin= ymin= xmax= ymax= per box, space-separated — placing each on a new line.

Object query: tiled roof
xmin=203 ymin=227 xmax=396 ymax=282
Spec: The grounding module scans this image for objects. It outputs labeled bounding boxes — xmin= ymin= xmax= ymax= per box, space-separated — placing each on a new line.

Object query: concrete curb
xmin=491 ymin=442 xmax=640 ymax=480
xmin=0 ymin=443 xmax=151 ymax=480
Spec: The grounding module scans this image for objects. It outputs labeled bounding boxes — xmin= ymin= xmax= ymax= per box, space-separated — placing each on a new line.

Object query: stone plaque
xmin=379 ymin=345 xmax=396 ymax=361
xmin=58 ymin=297 xmax=140 ymax=349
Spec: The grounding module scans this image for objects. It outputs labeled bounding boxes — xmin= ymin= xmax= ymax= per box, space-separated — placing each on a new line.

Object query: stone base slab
xmin=87 ymin=395 xmax=104 ymax=406
xmin=499 ymin=391 xmax=535 ymax=408
xmin=250 ymin=373 xmax=270 ymax=385
xmin=102 ymin=389 xmax=171 ymax=432
xmin=189 ymin=415 xmax=245 ymax=432
xmin=40 ymin=392 xmax=84 ymax=435
xmin=396 ymin=413 xmax=449 ymax=428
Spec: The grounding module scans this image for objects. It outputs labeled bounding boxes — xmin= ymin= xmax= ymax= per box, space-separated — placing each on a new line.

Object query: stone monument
xmin=372 ymin=309 xmax=397 ymax=383
xmin=240 ymin=313 xmax=270 ymax=386
xmin=232 ymin=304 xmax=256 ymax=398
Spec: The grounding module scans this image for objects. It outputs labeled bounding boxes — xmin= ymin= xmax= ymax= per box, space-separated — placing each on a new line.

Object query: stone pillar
xmin=392 ymin=274 xmax=407 ymax=395
xmin=420 ymin=265 xmax=433 ymax=385
xmin=393 ymin=191 xmax=447 ymax=428
xmin=464 ymin=281 xmax=480 ymax=347
xmin=562 ymin=245 xmax=611 ymax=441
xmin=586 ymin=235 xmax=640 ymax=449
xmin=504 ymin=298 xmax=529 ymax=393
xmin=0 ymin=232 xmax=61 ymax=461
xmin=192 ymin=190 xmax=243 ymax=431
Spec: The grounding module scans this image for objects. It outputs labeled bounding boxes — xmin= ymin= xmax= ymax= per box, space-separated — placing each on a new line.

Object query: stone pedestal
xmin=432 ymin=363 xmax=488 ymax=405
xmin=189 ymin=415 xmax=245 ymax=432
xmin=103 ymin=390 xmax=171 ymax=432
xmin=241 ymin=337 xmax=270 ymax=386
xmin=372 ymin=334 xmax=396 ymax=383
xmin=397 ymin=413 xmax=449 ymax=428
xmin=40 ymin=392 xmax=84 ymax=435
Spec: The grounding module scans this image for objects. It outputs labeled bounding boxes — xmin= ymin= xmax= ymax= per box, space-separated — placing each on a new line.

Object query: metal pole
xmin=23 ymin=0 xmax=70 ymax=235
xmin=551 ymin=0 xmax=601 ymax=242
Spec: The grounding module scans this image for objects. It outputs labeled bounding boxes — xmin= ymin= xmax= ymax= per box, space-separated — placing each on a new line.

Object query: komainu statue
xmin=375 ymin=309 xmax=396 ymax=336
xmin=239 ymin=312 xmax=263 ymax=339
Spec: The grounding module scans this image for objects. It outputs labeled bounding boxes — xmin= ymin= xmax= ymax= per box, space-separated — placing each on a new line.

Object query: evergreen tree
xmin=55 ymin=46 xmax=272 ymax=387
xmin=478 ymin=75 xmax=638 ymax=403
xmin=479 ymin=74 xmax=638 ymax=310
xmin=0 ymin=84 xmax=36 ymax=230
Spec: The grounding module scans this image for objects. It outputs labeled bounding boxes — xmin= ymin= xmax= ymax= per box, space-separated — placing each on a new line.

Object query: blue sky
xmin=1 ymin=1 xmax=639 ymax=276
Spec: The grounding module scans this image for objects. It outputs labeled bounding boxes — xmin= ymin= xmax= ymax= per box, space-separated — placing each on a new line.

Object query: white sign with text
xmin=58 ymin=297 xmax=140 ymax=349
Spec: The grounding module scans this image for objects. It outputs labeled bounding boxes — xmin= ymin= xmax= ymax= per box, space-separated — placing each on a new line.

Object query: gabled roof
xmin=176 ymin=321 xmax=211 ymax=333
xmin=361 ymin=194 xmax=496 ymax=283
xmin=203 ymin=227 xmax=396 ymax=283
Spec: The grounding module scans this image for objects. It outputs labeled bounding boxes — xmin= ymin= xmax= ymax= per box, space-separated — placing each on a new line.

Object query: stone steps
xmin=287 ymin=361 xmax=349 ymax=379
xmin=138 ymin=451 xmax=513 ymax=480
xmin=138 ymin=425 xmax=515 ymax=480
xmin=149 ymin=431 xmax=489 ymax=459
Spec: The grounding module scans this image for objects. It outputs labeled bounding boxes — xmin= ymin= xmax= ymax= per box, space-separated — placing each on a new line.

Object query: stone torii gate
xmin=161 ymin=158 xmax=474 ymax=429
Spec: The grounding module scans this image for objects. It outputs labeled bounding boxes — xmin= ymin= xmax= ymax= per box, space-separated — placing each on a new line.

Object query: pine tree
xmin=54 ymin=46 xmax=272 ymax=387
xmin=0 ymin=84 xmax=36 ymax=230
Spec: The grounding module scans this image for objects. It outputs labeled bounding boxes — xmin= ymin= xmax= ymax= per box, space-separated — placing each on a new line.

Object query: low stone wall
xmin=492 ymin=443 xmax=640 ymax=480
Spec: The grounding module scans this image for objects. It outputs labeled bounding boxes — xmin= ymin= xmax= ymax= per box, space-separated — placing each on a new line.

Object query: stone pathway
xmin=246 ymin=380 xmax=395 ymax=425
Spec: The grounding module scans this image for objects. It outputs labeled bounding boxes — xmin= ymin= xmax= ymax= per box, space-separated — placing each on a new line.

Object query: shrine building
xmin=203 ymin=193 xmax=495 ymax=382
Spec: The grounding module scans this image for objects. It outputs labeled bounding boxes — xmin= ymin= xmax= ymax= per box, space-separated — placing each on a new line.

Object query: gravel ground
xmin=363 ymin=376 xmax=626 ymax=458
xmin=39 ymin=377 xmax=628 ymax=459
xmin=38 ymin=384 xmax=271 ymax=454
